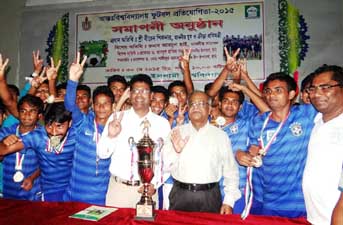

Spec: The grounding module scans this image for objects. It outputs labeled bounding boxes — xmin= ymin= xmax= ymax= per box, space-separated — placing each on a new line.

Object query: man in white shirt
xmin=302 ymin=65 xmax=343 ymax=225
xmin=163 ymin=91 xmax=240 ymax=214
xmin=97 ymin=74 xmax=170 ymax=208
xmin=331 ymin=168 xmax=343 ymax=225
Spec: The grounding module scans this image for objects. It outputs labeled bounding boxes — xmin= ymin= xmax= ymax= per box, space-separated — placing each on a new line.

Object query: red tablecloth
xmin=0 ymin=199 xmax=310 ymax=225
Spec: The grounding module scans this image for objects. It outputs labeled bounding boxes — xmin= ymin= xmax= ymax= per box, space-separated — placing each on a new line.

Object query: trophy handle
xmin=128 ymin=137 xmax=135 ymax=148
xmin=156 ymin=138 xmax=164 ymax=152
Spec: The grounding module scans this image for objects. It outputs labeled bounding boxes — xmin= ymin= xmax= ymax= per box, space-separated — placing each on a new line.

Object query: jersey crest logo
xmin=290 ymin=122 xmax=303 ymax=137
xmin=84 ymin=129 xmax=93 ymax=136
xmin=230 ymin=124 xmax=239 ymax=134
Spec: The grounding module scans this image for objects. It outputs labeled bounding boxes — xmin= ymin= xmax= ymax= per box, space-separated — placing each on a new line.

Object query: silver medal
xmin=50 ymin=136 xmax=61 ymax=148
xmin=258 ymin=148 xmax=266 ymax=156
xmin=13 ymin=171 xmax=24 ymax=183
xmin=253 ymin=155 xmax=263 ymax=168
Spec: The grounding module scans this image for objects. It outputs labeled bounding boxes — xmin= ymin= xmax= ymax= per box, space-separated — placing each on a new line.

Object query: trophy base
xmin=135 ymin=202 xmax=155 ymax=221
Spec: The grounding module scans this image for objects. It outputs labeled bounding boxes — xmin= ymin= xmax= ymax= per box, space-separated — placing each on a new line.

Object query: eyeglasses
xmin=189 ymin=101 xmax=209 ymax=108
xmin=131 ymin=88 xmax=150 ymax=95
xmin=306 ymin=83 xmax=341 ymax=94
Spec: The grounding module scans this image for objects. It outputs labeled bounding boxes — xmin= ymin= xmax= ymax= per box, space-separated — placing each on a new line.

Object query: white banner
xmin=76 ymin=2 xmax=264 ymax=85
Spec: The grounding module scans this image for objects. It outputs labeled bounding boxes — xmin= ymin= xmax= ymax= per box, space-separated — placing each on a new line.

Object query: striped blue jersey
xmin=238 ymin=101 xmax=259 ymax=120
xmin=162 ymin=110 xmax=189 ymax=129
xmin=64 ymin=116 xmax=110 ymax=205
xmin=0 ymin=123 xmax=41 ymax=200
xmin=222 ymin=117 xmax=251 ymax=191
xmin=21 ymin=126 xmax=75 ymax=197
xmin=249 ymin=104 xmax=317 ymax=217
xmin=63 ymin=80 xmax=110 ymax=205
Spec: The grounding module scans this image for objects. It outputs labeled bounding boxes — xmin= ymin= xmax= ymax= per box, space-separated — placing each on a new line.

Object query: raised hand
xmin=231 ymin=65 xmax=241 ymax=83
xmin=30 ymin=67 xmax=47 ymax=89
xmin=121 ymin=87 xmax=130 ymax=102
xmin=108 ymin=111 xmax=124 ymax=138
xmin=46 ymin=57 xmax=61 ymax=81
xmin=69 ymin=52 xmax=87 ymax=82
xmin=239 ymin=58 xmax=247 ymax=73
xmin=0 ymin=54 xmax=9 ymax=82
xmin=32 ymin=50 xmax=44 ymax=75
xmin=170 ymin=128 xmax=190 ymax=153
xmin=179 ymin=48 xmax=191 ymax=70
xmin=176 ymin=104 xmax=188 ymax=126
xmin=115 ymin=87 xmax=130 ymax=111
xmin=225 ymin=80 xmax=245 ymax=92
xmin=224 ymin=47 xmax=240 ymax=72
xmin=165 ymin=103 xmax=177 ymax=119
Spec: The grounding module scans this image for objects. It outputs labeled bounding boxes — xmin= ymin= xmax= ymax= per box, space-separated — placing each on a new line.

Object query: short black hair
xmin=92 ymin=85 xmax=114 ymax=104
xmin=129 ymin=74 xmax=153 ymax=89
xmin=301 ymin=72 xmax=314 ymax=92
xmin=168 ymin=80 xmax=186 ymax=95
xmin=107 ymin=74 xmax=128 ymax=88
xmin=17 ymin=94 xmax=44 ymax=114
xmin=263 ymin=72 xmax=297 ymax=92
xmin=56 ymin=82 xmax=67 ymax=92
xmin=151 ymin=85 xmax=169 ymax=101
xmin=8 ymin=84 xmax=20 ymax=96
xmin=218 ymin=87 xmax=245 ymax=105
xmin=204 ymin=82 xmax=213 ymax=93
xmin=44 ymin=102 xmax=72 ymax=125
xmin=0 ymin=100 xmax=5 ymax=114
xmin=77 ymin=84 xmax=91 ymax=98
xmin=41 ymin=80 xmax=49 ymax=86
xmin=312 ymin=64 xmax=343 ymax=87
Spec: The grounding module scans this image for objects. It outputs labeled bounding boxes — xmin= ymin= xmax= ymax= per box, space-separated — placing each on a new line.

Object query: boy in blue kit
xmin=0 ymin=95 xmax=43 ymax=200
xmin=236 ymin=72 xmax=317 ymax=218
xmin=63 ymin=53 xmax=113 ymax=205
xmin=0 ymin=102 xmax=75 ymax=202
xmin=216 ymin=83 xmax=269 ymax=214
xmin=217 ymin=88 xmax=254 ymax=213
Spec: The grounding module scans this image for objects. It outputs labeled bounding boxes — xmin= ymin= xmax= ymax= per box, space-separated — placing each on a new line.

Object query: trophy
xmin=128 ymin=119 xmax=156 ymax=221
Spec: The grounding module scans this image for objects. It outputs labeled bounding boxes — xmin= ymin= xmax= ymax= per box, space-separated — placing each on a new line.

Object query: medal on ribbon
xmin=94 ymin=120 xmax=100 ymax=176
xmin=255 ymin=112 xmax=290 ymax=168
xmin=13 ymin=171 xmax=24 ymax=183
xmin=13 ymin=152 xmax=25 ymax=183
xmin=252 ymin=155 xmax=263 ymax=168
xmin=50 ymin=136 xmax=61 ymax=148
xmin=46 ymin=133 xmax=68 ymax=154
xmin=242 ymin=112 xmax=290 ymax=220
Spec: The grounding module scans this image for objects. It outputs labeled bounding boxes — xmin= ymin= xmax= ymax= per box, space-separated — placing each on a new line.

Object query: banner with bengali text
xmin=76 ymin=2 xmax=264 ymax=85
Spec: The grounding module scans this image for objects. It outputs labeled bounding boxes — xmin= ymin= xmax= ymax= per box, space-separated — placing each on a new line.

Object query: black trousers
xmin=169 ymin=181 xmax=222 ymax=213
